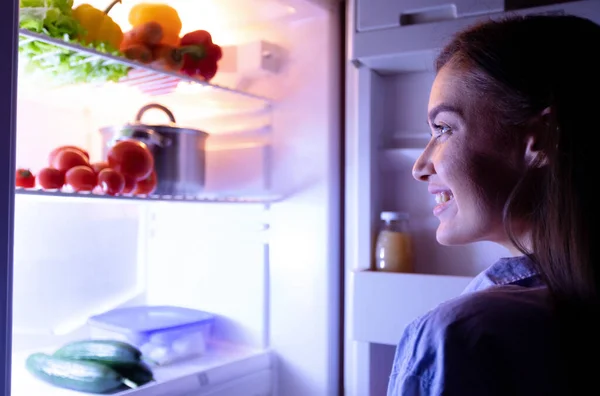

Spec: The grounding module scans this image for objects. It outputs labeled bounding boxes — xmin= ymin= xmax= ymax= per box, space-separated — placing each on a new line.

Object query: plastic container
xmin=374 ymin=211 xmax=414 ymax=273
xmin=88 ymin=305 xmax=215 ymax=366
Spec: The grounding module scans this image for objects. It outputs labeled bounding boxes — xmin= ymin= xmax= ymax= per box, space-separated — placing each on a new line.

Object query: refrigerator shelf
xmin=381 ymin=131 xmax=430 ymax=150
xmin=350 ymin=270 xmax=472 ymax=345
xmin=15 ymin=188 xmax=282 ymax=205
xmin=12 ymin=343 xmax=272 ymax=396
xmin=17 ymin=29 xmax=272 ymax=105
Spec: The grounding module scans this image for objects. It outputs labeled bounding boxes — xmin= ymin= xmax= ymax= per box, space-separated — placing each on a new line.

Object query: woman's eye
xmin=432 ymin=123 xmax=452 ymax=137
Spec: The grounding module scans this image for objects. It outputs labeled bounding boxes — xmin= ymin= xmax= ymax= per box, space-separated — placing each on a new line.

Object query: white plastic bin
xmin=88 ymin=305 xmax=215 ymax=366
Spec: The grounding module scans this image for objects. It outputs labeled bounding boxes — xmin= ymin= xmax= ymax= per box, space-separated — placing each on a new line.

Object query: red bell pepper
xmin=179 ymin=30 xmax=222 ymax=81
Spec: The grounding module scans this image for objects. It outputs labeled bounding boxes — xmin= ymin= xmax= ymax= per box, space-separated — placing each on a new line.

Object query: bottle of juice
xmin=375 ymin=211 xmax=414 ymax=273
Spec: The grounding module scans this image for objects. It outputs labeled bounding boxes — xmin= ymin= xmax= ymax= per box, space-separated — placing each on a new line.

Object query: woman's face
xmin=413 ymin=63 xmax=529 ymax=248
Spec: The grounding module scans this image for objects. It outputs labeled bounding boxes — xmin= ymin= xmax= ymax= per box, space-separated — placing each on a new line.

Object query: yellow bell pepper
xmin=128 ymin=3 xmax=182 ymax=47
xmin=72 ymin=0 xmax=124 ymax=51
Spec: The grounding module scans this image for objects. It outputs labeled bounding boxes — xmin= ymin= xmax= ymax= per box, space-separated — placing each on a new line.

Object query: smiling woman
xmin=387 ymin=13 xmax=600 ymax=396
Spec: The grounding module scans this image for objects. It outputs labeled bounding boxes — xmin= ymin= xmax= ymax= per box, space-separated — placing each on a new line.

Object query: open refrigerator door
xmin=344 ymin=0 xmax=600 ymax=394
xmin=10 ymin=0 xmax=342 ymax=395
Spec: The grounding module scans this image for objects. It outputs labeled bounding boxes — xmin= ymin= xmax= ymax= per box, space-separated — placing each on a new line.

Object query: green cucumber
xmin=53 ymin=339 xmax=142 ymax=365
xmin=25 ymin=352 xmax=130 ymax=394
xmin=112 ymin=361 xmax=154 ymax=386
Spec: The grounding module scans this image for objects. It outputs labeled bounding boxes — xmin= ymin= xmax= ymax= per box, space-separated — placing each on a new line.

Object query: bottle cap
xmin=380 ymin=211 xmax=409 ymax=221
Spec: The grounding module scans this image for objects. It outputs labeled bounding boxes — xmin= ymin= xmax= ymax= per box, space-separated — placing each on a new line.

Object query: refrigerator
xmin=2 ymin=0 xmax=343 ymax=395
xmin=343 ymin=0 xmax=600 ymax=395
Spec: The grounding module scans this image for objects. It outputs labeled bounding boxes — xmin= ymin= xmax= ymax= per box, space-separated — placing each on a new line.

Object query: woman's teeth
xmin=435 ymin=192 xmax=453 ymax=204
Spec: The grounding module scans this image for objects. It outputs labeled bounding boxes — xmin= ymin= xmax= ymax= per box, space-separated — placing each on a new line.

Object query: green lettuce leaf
xmin=18 ymin=0 xmax=131 ymax=84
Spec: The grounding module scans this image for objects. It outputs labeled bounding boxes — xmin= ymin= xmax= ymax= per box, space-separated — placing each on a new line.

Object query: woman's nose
xmin=412 ymin=148 xmax=434 ymax=182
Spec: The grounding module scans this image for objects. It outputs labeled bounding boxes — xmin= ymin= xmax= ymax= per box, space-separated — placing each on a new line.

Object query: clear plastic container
xmin=375 ymin=211 xmax=414 ymax=273
xmin=88 ymin=305 xmax=215 ymax=366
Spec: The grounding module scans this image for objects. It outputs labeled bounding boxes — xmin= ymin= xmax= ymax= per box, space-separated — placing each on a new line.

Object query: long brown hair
xmin=436 ymin=14 xmax=600 ymax=389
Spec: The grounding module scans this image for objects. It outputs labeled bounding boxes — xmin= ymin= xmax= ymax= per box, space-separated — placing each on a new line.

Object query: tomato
xmin=52 ymin=148 xmax=90 ymax=172
xmin=133 ymin=170 xmax=157 ymax=196
xmin=97 ymin=168 xmax=125 ymax=196
xmin=107 ymin=140 xmax=154 ymax=181
xmin=37 ymin=168 xmax=64 ymax=190
xmin=121 ymin=174 xmax=137 ymax=196
xmin=91 ymin=162 xmax=110 ymax=174
xmin=65 ymin=166 xmax=97 ymax=192
xmin=15 ymin=169 xmax=36 ymax=188
xmin=48 ymin=146 xmax=89 ymax=166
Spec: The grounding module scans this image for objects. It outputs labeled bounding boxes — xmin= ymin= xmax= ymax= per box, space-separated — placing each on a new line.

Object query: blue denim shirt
xmin=386 ymin=255 xmax=566 ymax=396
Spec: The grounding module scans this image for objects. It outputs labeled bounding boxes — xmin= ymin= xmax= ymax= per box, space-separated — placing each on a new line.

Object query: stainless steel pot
xmin=99 ymin=103 xmax=209 ymax=196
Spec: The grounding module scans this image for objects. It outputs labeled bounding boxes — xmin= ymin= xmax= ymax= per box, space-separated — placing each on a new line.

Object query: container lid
xmin=88 ymin=306 xmax=215 ymax=335
xmin=380 ymin=211 xmax=409 ymax=221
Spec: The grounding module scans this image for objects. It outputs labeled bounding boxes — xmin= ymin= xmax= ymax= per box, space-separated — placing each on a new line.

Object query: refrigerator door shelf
xmin=11 ymin=343 xmax=272 ymax=396
xmin=356 ymin=0 xmax=503 ymax=32
xmin=352 ymin=0 xmax=600 ymax=72
xmin=351 ymin=270 xmax=473 ymax=345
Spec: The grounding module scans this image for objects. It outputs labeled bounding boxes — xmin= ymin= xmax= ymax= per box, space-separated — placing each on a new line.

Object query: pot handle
xmin=136 ymin=103 xmax=177 ymax=124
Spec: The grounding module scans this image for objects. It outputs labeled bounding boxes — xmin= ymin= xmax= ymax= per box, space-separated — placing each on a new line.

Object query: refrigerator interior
xmin=345 ymin=0 xmax=600 ymax=394
xmin=11 ymin=0 xmax=341 ymax=395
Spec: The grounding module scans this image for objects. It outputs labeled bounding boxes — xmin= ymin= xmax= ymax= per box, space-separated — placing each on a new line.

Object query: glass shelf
xmin=381 ymin=130 xmax=430 ymax=150
xmin=12 ymin=341 xmax=271 ymax=396
xmin=17 ymin=29 xmax=273 ymax=106
xmin=15 ymin=188 xmax=282 ymax=205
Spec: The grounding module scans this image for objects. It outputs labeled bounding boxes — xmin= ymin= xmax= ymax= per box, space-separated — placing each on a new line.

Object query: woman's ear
xmin=524 ymin=135 xmax=549 ymax=168
xmin=523 ymin=106 xmax=553 ymax=168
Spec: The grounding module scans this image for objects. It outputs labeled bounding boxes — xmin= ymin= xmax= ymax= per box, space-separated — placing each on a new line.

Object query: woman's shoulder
xmin=422 ymin=284 xmax=554 ymax=339
xmin=388 ymin=285 xmax=565 ymax=395
xmin=392 ymin=284 xmax=556 ymax=376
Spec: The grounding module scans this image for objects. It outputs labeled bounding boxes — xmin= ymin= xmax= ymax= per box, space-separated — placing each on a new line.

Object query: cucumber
xmin=53 ymin=339 xmax=142 ymax=365
xmin=52 ymin=340 xmax=153 ymax=387
xmin=112 ymin=361 xmax=154 ymax=386
xmin=26 ymin=352 xmax=125 ymax=394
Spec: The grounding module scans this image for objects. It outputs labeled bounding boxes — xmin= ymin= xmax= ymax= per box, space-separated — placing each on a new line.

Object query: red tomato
xmin=65 ymin=166 xmax=97 ymax=192
xmin=15 ymin=169 xmax=36 ymax=188
xmin=133 ymin=170 xmax=157 ymax=196
xmin=37 ymin=168 xmax=64 ymax=190
xmin=91 ymin=162 xmax=110 ymax=174
xmin=107 ymin=140 xmax=154 ymax=181
xmin=48 ymin=146 xmax=89 ymax=166
xmin=52 ymin=149 xmax=90 ymax=172
xmin=121 ymin=174 xmax=137 ymax=196
xmin=97 ymin=168 xmax=125 ymax=196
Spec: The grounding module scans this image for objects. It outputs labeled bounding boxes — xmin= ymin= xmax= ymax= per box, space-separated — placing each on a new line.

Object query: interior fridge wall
xmin=10 ymin=0 xmax=342 ymax=395
xmin=344 ymin=0 xmax=600 ymax=394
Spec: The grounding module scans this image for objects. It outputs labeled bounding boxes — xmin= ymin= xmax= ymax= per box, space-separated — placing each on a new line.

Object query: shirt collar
xmin=485 ymin=255 xmax=539 ymax=285
xmin=461 ymin=255 xmax=542 ymax=295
